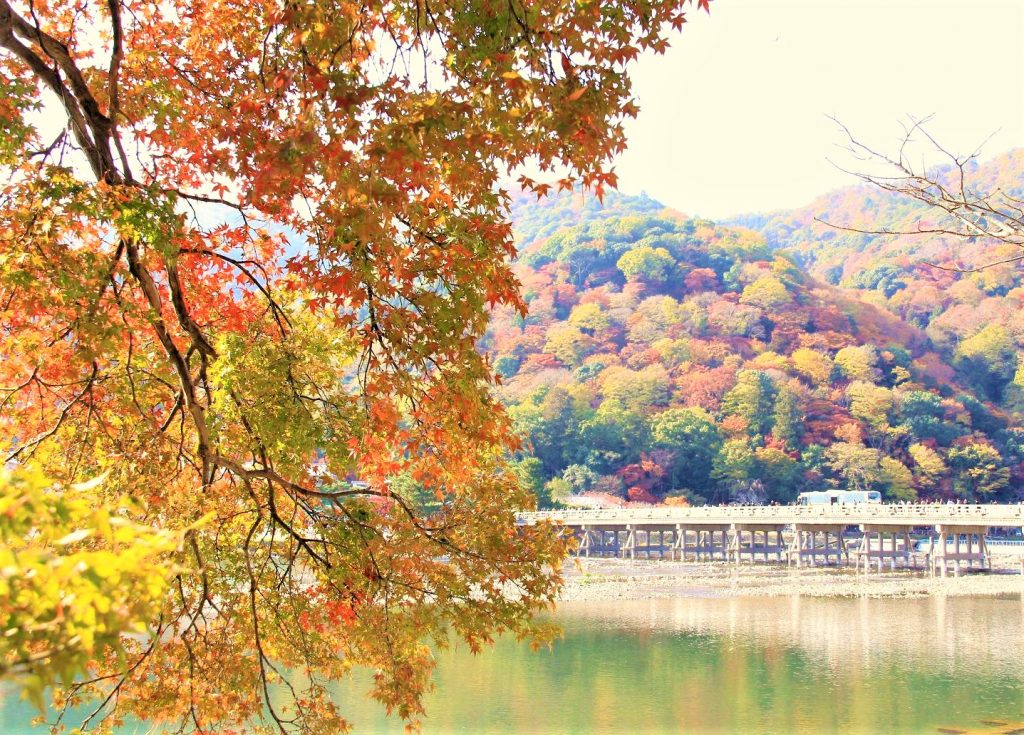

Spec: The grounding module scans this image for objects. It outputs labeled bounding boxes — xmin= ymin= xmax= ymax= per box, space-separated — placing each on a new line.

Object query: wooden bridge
xmin=517 ymin=504 xmax=1024 ymax=576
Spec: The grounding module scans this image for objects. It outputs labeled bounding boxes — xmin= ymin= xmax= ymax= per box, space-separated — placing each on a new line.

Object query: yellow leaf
xmin=71 ymin=472 xmax=109 ymax=492
xmin=187 ymin=511 xmax=217 ymax=531
xmin=55 ymin=529 xmax=92 ymax=546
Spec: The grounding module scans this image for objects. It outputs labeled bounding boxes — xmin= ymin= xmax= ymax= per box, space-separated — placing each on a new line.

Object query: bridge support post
xmin=931 ymin=525 xmax=990 ymax=577
xmin=727 ymin=524 xmax=786 ymax=564
xmin=673 ymin=524 xmax=686 ymax=561
xmin=622 ymin=524 xmax=636 ymax=560
xmin=788 ymin=526 xmax=801 ymax=568
xmin=577 ymin=525 xmax=591 ymax=557
xmin=727 ymin=525 xmax=740 ymax=565
xmin=789 ymin=524 xmax=849 ymax=568
xmin=856 ymin=525 xmax=914 ymax=573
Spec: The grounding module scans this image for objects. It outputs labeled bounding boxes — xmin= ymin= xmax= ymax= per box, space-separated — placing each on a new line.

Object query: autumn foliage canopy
xmin=0 ymin=0 xmax=710 ymax=731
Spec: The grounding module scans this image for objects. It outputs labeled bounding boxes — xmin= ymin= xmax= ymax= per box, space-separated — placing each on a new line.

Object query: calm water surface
xmin=3 ymin=595 xmax=1023 ymax=734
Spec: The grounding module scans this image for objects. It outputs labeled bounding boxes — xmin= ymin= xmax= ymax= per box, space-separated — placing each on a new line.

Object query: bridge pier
xmin=578 ymin=525 xmax=591 ymax=557
xmin=695 ymin=526 xmax=730 ymax=561
xmin=853 ymin=525 xmax=915 ymax=573
xmin=728 ymin=524 xmax=786 ymax=564
xmin=672 ymin=525 xmax=687 ymax=560
xmin=576 ymin=526 xmax=629 ymax=558
xmin=670 ymin=526 xmax=724 ymax=561
xmin=787 ymin=524 xmax=849 ymax=568
xmin=928 ymin=525 xmax=991 ymax=577
xmin=626 ymin=525 xmax=673 ymax=559
xmin=622 ymin=525 xmax=636 ymax=559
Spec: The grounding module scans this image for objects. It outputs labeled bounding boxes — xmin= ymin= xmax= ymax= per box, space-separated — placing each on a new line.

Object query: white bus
xmin=796 ymin=490 xmax=882 ymax=506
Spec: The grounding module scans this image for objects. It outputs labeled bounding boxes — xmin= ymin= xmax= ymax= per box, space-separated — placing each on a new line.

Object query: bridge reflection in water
xmin=563 ymin=594 xmax=1024 ymax=674
xmin=518 ymin=504 xmax=1024 ymax=577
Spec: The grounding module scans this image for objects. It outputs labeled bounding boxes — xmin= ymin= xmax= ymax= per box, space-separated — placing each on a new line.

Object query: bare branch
xmin=824 ymin=116 xmax=1024 ymax=272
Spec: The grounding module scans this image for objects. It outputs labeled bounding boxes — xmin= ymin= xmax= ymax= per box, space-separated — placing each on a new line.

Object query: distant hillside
xmin=510 ymin=188 xmax=666 ymax=254
xmin=738 ymin=148 xmax=1024 ymax=411
xmin=738 ymin=149 xmax=1024 ymax=277
xmin=495 ymin=189 xmax=1023 ymax=508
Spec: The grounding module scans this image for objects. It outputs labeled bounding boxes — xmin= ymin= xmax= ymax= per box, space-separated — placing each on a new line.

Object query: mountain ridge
xmin=497 ymin=158 xmax=1024 ymax=507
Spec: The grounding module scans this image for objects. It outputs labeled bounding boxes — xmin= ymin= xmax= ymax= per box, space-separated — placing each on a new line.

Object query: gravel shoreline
xmin=559 ymin=551 xmax=1024 ymax=602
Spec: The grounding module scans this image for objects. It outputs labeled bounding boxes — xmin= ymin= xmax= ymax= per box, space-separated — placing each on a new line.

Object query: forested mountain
xmin=742 ymin=149 xmax=1024 ymax=410
xmin=494 ymin=180 xmax=1024 ymax=508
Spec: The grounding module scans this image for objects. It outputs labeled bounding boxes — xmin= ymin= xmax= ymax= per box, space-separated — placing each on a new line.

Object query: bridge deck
xmin=518 ymin=504 xmax=1024 ymax=576
xmin=518 ymin=503 xmax=1024 ymax=528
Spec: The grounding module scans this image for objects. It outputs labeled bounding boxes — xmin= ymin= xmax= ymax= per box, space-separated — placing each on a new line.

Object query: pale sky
xmin=616 ymin=0 xmax=1024 ymax=219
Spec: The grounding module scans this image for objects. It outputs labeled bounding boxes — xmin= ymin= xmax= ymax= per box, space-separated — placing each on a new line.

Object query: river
xmin=3 ymin=595 xmax=1023 ymax=734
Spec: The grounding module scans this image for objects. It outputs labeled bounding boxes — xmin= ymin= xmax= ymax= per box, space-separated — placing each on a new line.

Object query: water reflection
xmin=336 ymin=595 xmax=1024 ymax=735
xmin=2 ymin=595 xmax=1023 ymax=734
xmin=565 ymin=595 xmax=1024 ymax=676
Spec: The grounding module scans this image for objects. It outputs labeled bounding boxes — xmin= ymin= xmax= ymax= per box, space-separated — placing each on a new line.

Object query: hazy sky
xmin=615 ymin=0 xmax=1024 ymax=219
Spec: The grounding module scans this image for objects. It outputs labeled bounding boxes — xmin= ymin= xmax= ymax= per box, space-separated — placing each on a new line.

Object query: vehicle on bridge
xmin=796 ymin=490 xmax=882 ymax=506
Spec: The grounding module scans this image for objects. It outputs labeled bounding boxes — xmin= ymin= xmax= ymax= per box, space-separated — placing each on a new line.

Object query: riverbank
xmin=559 ymin=551 xmax=1024 ymax=601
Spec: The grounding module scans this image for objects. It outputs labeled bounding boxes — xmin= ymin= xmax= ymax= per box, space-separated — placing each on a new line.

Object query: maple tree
xmin=0 ymin=467 xmax=185 ymax=708
xmin=616 ymin=244 xmax=676 ymax=284
xmin=0 ymin=0 xmax=714 ymax=731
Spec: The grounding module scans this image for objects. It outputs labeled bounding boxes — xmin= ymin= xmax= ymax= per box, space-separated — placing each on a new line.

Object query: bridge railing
xmin=517 ymin=503 xmax=1024 ymax=526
